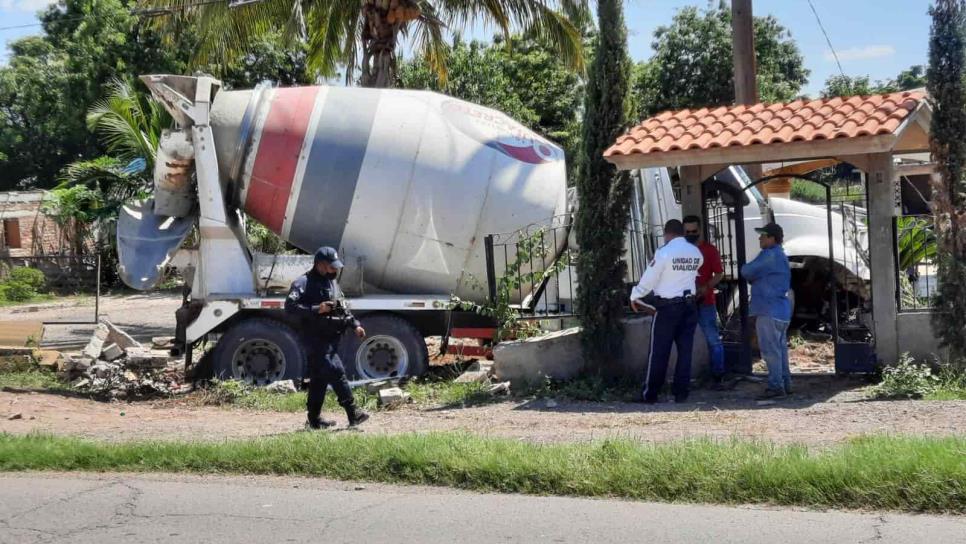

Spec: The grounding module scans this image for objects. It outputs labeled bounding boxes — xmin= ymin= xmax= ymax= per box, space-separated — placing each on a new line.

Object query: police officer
xmin=285 ymin=246 xmax=370 ymax=429
xmin=630 ymin=219 xmax=703 ymax=404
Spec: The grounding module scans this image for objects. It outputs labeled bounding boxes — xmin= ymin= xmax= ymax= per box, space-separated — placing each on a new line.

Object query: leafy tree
xmin=821 ymin=65 xmax=928 ymax=98
xmin=215 ymin=31 xmax=313 ymax=89
xmin=143 ymin=0 xmax=587 ymax=88
xmin=574 ymin=0 xmax=633 ymax=368
xmin=399 ymin=35 xmax=584 ymax=176
xmin=0 ymin=0 xmax=192 ymax=189
xmin=927 ymin=0 xmax=966 ymax=365
xmin=632 ymin=2 xmax=809 ymax=116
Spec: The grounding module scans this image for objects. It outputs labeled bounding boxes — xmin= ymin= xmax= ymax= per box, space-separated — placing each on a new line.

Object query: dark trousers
xmin=305 ymin=339 xmax=354 ymax=422
xmin=643 ymin=301 xmax=699 ymax=401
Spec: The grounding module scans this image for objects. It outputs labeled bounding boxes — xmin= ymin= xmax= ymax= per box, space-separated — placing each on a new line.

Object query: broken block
xmin=101 ymin=343 xmax=124 ymax=361
xmin=377 ymin=387 xmax=410 ymax=408
xmin=124 ymin=347 xmax=169 ymax=369
xmin=82 ymin=323 xmax=110 ymax=359
xmin=454 ymin=370 xmax=490 ymax=384
xmin=265 ymin=380 xmax=297 ymax=394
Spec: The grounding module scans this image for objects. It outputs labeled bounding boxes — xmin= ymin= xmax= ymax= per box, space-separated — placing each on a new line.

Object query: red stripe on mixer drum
xmin=245 ymin=86 xmax=320 ymax=233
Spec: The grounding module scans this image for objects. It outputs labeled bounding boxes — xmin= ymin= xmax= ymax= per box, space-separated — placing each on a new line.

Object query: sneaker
xmin=756 ymin=388 xmax=787 ymax=401
xmin=784 ymin=386 xmax=794 ymax=395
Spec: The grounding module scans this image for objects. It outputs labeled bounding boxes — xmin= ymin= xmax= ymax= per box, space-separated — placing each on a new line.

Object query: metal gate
xmin=702 ymin=168 xmax=876 ymax=374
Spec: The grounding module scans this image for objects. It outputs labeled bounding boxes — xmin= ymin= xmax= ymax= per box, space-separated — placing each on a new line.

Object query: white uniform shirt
xmin=630 ymin=236 xmax=704 ymax=302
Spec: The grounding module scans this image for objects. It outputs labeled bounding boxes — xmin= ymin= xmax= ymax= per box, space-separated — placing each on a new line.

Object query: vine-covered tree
xmin=928 ymin=0 xmax=966 ymax=364
xmin=574 ymin=0 xmax=633 ymax=368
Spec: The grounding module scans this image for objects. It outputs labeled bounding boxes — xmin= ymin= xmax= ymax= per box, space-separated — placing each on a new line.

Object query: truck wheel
xmin=213 ymin=318 xmax=305 ymax=386
xmin=339 ymin=314 xmax=428 ymax=380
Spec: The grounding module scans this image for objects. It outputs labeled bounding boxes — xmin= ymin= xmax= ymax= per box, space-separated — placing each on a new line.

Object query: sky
xmin=0 ymin=0 xmax=933 ymax=97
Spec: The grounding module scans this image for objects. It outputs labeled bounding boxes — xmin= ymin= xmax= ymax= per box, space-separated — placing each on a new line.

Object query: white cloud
xmin=825 ymin=45 xmax=896 ymax=62
xmin=0 ymin=0 xmax=54 ymax=12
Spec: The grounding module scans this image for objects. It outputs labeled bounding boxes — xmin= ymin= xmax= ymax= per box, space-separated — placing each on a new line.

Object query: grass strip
xmin=1 ymin=433 xmax=963 ymax=513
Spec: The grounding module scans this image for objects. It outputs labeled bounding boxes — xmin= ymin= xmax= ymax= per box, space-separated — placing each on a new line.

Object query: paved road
xmin=0 ymin=474 xmax=963 ymax=543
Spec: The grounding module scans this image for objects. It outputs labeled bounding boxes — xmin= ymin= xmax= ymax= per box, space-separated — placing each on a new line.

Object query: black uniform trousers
xmin=643 ymin=300 xmax=699 ymax=402
xmin=305 ymin=336 xmax=354 ymax=422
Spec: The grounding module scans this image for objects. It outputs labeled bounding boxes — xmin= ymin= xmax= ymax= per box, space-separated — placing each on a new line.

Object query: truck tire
xmin=213 ymin=318 xmax=305 ymax=386
xmin=339 ymin=314 xmax=429 ymax=380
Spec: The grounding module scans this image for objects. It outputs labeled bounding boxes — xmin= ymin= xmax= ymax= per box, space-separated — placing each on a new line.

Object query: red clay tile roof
xmin=605 ymin=91 xmax=926 ymax=158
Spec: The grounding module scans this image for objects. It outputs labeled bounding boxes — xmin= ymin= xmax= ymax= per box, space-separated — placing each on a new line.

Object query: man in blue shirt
xmin=740 ymin=223 xmax=792 ymax=399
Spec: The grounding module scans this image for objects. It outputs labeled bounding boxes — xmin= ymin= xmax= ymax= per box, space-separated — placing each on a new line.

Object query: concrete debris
xmin=487 ymin=381 xmax=511 ymax=396
xmin=365 ymin=380 xmax=394 ymax=394
xmin=265 ymin=380 xmax=297 ymax=394
xmin=32 ymin=350 xmax=62 ymax=369
xmin=82 ymin=323 xmax=109 ymax=359
xmin=454 ymin=370 xmax=490 ymax=384
xmin=0 ymin=346 xmax=33 ymax=356
xmin=377 ymin=387 xmax=411 ymax=408
xmin=102 ymin=343 xmax=125 ymax=362
xmin=103 ymin=320 xmax=142 ymax=351
xmin=61 ymin=321 xmax=184 ymax=399
xmin=7 ymin=412 xmax=23 ymax=420
xmin=125 ymin=347 xmax=170 ymax=369
xmin=152 ymin=336 xmax=175 ymax=350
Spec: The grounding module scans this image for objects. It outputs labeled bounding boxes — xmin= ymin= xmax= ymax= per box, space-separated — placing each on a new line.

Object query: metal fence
xmin=484 ymin=215 xmax=648 ymax=318
xmin=895 ymin=214 xmax=937 ymax=311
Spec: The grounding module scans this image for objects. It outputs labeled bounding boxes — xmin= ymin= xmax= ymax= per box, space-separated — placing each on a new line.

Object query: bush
xmin=872 ymin=354 xmax=939 ymax=399
xmin=0 ymin=281 xmax=37 ymax=302
xmin=9 ymin=267 xmax=46 ymax=290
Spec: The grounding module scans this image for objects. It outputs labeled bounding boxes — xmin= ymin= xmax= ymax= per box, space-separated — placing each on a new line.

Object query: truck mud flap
xmin=117 ymin=198 xmax=194 ymax=290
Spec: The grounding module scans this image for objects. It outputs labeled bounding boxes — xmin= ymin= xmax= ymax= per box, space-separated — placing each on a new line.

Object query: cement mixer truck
xmin=119 ymin=74 xmax=568 ymax=385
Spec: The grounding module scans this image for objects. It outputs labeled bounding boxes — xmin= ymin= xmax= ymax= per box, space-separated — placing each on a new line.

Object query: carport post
xmin=861 ymin=152 xmax=900 ymax=365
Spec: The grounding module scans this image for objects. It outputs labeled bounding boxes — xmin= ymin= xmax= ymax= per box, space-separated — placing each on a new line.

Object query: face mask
xmin=325 ymin=272 xmax=338 ymax=280
xmin=685 ymin=234 xmax=700 ymax=244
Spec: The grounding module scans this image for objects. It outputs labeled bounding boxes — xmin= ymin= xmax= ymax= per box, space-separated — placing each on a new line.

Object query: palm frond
xmin=406 ymin=1 xmax=450 ymax=84
xmin=86 ymin=78 xmax=170 ymax=170
xmin=304 ymin=0 xmax=362 ymax=81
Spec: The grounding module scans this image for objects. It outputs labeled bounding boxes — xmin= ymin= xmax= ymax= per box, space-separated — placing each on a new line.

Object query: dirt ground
xmin=3 ymin=375 xmax=965 ymax=446
xmin=2 ymin=294 xmax=964 ymax=447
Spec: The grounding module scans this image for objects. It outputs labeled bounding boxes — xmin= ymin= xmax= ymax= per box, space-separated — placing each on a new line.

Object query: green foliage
xmin=142 ymin=0 xmax=587 ymax=88
xmin=0 ymin=267 xmax=48 ymax=303
xmin=215 ymin=31 xmax=312 ymax=89
xmin=4 ymin=433 xmax=966 ymax=513
xmin=452 ymin=228 xmax=571 ymax=342
xmin=927 ymin=0 xmax=966 ymax=362
xmin=574 ymin=0 xmax=633 ymax=369
xmin=925 ymin=367 xmax=966 ymax=400
xmin=399 ymin=35 xmax=584 ymax=177
xmin=9 ymin=268 xmax=46 ymax=291
xmin=871 ymin=354 xmax=940 ymax=400
xmin=245 ymin=220 xmax=290 ymax=255
xmin=821 ymin=65 xmax=927 ymax=98
xmin=0 ymin=0 xmax=192 ymax=189
xmin=632 ymin=3 xmax=809 ymax=116
xmin=86 ymin=78 xmax=171 ymax=172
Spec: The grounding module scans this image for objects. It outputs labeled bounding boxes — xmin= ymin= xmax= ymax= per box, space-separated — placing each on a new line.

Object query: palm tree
xmin=141 ymin=0 xmax=587 ymax=87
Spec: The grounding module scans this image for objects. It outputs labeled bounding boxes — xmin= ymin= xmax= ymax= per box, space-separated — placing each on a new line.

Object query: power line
xmin=0 ymin=0 xmax=230 ymax=33
xmin=806 ymin=0 xmax=845 ymax=78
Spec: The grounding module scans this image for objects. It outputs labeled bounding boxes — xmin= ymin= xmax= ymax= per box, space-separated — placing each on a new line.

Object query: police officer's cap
xmin=314 ymin=246 xmax=344 ymax=268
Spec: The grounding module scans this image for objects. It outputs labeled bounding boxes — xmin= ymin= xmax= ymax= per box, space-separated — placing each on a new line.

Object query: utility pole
xmin=732 ymin=0 xmax=759 ymax=376
xmin=732 ymin=0 xmax=759 ymax=105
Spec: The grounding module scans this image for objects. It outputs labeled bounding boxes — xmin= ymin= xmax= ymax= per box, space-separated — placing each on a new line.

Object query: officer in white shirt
xmin=630 ymin=219 xmax=703 ymax=404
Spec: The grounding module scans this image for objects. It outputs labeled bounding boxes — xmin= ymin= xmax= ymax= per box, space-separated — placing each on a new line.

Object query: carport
xmin=604 ymin=91 xmax=937 ymax=369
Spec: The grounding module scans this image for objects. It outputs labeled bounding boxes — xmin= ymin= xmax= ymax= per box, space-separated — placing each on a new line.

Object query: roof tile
xmin=606 ymin=91 xmax=926 ymax=159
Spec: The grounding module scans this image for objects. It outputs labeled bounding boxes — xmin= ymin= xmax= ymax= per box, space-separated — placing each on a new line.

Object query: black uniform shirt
xmin=284 ymin=268 xmax=361 ymax=338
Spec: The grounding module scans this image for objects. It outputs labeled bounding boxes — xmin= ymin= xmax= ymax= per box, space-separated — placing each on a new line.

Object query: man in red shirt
xmin=683 ymin=215 xmax=726 ymax=385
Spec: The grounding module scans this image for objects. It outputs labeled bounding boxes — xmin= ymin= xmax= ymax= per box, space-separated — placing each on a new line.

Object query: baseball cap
xmin=314 ymin=246 xmax=344 ymax=268
xmin=754 ymin=223 xmax=784 ymax=241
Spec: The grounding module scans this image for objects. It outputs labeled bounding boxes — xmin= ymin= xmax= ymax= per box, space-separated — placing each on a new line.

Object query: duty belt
xmin=643 ymin=293 xmax=694 ymax=307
